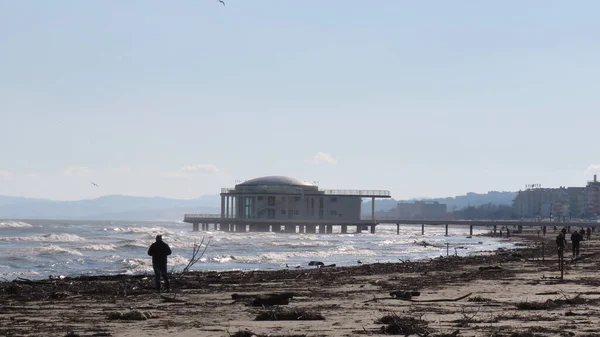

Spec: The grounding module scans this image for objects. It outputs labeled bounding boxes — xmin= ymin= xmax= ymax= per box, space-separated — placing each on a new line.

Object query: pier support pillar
xmin=284 ymin=225 xmax=296 ymax=233
xmin=319 ymin=224 xmax=326 ymax=234
xmin=327 ymin=225 xmax=333 ymax=234
xmin=356 ymin=225 xmax=362 ymax=234
xmin=543 ymin=226 xmax=546 ymax=236
xmin=193 ymin=223 xmax=199 ymax=232
xmin=421 ymin=224 xmax=425 ymax=235
xmin=298 ymin=225 xmax=305 ymax=234
xmin=445 ymin=224 xmax=448 ymax=236
xmin=341 ymin=225 xmax=347 ymax=234
xmin=469 ymin=225 xmax=473 ymax=236
xmin=370 ymin=225 xmax=376 ymax=234
xmin=397 ymin=223 xmax=400 ymax=235
xmin=236 ymin=224 xmax=246 ymax=233
xmin=306 ymin=225 xmax=316 ymax=234
xmin=493 ymin=225 xmax=497 ymax=234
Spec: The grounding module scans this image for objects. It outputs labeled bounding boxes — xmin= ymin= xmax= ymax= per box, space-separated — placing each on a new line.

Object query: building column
xmin=319 ymin=224 xmax=326 ymax=234
xmin=341 ymin=225 xmax=347 ymax=234
xmin=306 ymin=225 xmax=316 ymax=234
xmin=356 ymin=225 xmax=362 ymax=234
xmin=445 ymin=224 xmax=448 ymax=236
xmin=371 ymin=197 xmax=375 ymax=220
xmin=421 ymin=224 xmax=425 ymax=235
xmin=469 ymin=225 xmax=473 ymax=236
xmin=397 ymin=223 xmax=400 ymax=235
xmin=326 ymin=225 xmax=333 ymax=234
xmin=226 ymin=196 xmax=230 ymax=218
xmin=193 ymin=223 xmax=199 ymax=231
xmin=221 ymin=195 xmax=225 ymax=218
xmin=370 ymin=225 xmax=376 ymax=234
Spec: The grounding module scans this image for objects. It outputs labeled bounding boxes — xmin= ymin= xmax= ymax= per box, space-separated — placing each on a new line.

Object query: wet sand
xmin=2 ymin=229 xmax=599 ymax=337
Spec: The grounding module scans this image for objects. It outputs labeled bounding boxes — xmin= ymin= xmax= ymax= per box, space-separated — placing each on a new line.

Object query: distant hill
xmin=2 ymin=191 xmax=517 ymax=220
xmin=361 ymin=191 xmax=517 ymax=215
xmin=0 ymin=195 xmax=221 ymax=221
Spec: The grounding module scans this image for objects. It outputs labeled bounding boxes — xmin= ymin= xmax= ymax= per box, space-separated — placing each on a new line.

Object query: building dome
xmin=237 ymin=176 xmax=315 ymax=188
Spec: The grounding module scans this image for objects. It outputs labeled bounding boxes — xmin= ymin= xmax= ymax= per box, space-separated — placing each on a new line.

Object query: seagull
xmin=91 ymin=182 xmax=98 ymax=187
xmin=218 ymin=0 xmax=225 ymax=6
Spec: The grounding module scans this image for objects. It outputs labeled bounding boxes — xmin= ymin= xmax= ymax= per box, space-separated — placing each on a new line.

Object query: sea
xmin=0 ymin=219 xmax=516 ymax=280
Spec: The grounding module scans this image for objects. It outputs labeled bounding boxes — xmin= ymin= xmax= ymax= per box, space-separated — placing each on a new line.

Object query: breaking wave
xmin=0 ymin=221 xmax=33 ymax=228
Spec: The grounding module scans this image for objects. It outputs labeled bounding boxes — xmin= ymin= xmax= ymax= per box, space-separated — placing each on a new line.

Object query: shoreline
xmin=3 ymin=229 xmax=597 ymax=337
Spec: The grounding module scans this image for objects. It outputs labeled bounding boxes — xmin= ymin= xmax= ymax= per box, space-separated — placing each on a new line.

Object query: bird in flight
xmin=218 ymin=0 xmax=225 ymax=6
xmin=91 ymin=182 xmax=98 ymax=187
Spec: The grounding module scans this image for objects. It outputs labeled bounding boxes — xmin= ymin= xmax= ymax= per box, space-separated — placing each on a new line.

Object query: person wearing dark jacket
xmin=570 ymin=231 xmax=582 ymax=258
xmin=148 ymin=235 xmax=172 ymax=292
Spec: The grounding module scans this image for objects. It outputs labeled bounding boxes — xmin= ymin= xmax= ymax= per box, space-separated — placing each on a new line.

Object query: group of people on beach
xmin=555 ymin=227 xmax=592 ymax=260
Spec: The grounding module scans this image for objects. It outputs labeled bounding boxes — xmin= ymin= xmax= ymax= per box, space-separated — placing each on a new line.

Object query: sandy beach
xmin=2 ymin=229 xmax=599 ymax=337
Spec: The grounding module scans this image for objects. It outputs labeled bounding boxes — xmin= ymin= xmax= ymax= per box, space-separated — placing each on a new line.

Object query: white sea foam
xmin=33 ymin=244 xmax=83 ymax=256
xmin=1 ymin=233 xmax=86 ymax=242
xmin=0 ymin=221 xmax=33 ymax=228
xmin=78 ymin=244 xmax=117 ymax=251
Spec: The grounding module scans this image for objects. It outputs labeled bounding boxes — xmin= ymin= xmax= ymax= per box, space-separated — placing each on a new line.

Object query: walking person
xmin=570 ymin=230 xmax=582 ymax=259
xmin=148 ymin=235 xmax=172 ymax=293
xmin=586 ymin=227 xmax=592 ymax=241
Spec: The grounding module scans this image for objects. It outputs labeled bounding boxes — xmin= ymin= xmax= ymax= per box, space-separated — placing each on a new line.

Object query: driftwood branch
xmin=182 ymin=237 xmax=211 ymax=273
xmin=364 ymin=292 xmax=472 ymax=303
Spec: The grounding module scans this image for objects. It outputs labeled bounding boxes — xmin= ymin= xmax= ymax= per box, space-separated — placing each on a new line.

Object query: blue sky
xmin=1 ymin=0 xmax=599 ymax=201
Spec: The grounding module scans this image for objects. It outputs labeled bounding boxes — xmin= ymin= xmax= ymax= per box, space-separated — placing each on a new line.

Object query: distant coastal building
xmin=584 ymin=175 xmax=600 ymax=218
xmin=513 ymin=175 xmax=600 ymax=219
xmin=396 ymin=201 xmax=447 ymax=220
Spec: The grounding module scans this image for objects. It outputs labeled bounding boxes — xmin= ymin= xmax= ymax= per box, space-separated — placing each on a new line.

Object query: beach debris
xmin=319 ymin=264 xmax=336 ymax=268
xmin=308 ymin=261 xmax=324 ymax=267
xmin=516 ymin=294 xmax=586 ymax=310
xmin=467 ymin=295 xmax=492 ymax=302
xmin=231 ymin=292 xmax=294 ymax=306
xmin=389 ymin=290 xmax=421 ymax=300
xmin=160 ymin=294 xmax=187 ymax=303
xmin=376 ymin=313 xmax=430 ymax=336
xmin=107 ymin=310 xmax=157 ymax=320
xmin=364 ymin=292 xmax=472 ymax=303
xmin=182 ymin=237 xmax=210 ymax=273
xmin=255 ymin=307 xmax=324 ymax=321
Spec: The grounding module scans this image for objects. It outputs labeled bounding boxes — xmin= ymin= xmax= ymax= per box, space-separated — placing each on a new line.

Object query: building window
xmin=268 ymin=196 xmax=275 ymax=206
xmin=331 ymin=197 xmax=337 ymax=202
xmin=295 ymin=210 xmax=299 ymax=215
xmin=281 ymin=209 xmax=286 ymax=215
xmin=330 ymin=210 xmax=337 ymax=216
xmin=257 ymin=196 xmax=263 ymax=201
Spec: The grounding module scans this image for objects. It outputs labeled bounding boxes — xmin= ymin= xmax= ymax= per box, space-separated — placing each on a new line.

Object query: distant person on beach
xmin=556 ymin=232 xmax=567 ymax=260
xmin=587 ymin=228 xmax=592 ymax=241
xmin=579 ymin=228 xmax=586 ymax=240
xmin=148 ymin=235 xmax=172 ymax=293
xmin=570 ymin=230 xmax=582 ymax=258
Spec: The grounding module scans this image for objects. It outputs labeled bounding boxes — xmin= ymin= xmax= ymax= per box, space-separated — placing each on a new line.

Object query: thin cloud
xmin=309 ymin=152 xmax=337 ymax=165
xmin=168 ymin=164 xmax=219 ymax=177
xmin=63 ymin=166 xmax=95 ymax=177
xmin=585 ymin=164 xmax=600 ymax=175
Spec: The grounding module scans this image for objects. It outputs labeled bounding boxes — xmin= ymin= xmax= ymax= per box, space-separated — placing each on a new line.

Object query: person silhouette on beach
xmin=148 ymin=235 xmax=172 ymax=293
xmin=570 ymin=230 xmax=582 ymax=258
xmin=587 ymin=227 xmax=592 ymax=241
xmin=556 ymin=232 xmax=567 ymax=260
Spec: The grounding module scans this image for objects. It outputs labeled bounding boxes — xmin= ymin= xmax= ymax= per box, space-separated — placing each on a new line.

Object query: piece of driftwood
xmin=231 ymin=292 xmax=294 ymax=306
xmin=364 ymin=292 xmax=472 ymax=303
xmin=160 ymin=294 xmax=187 ymax=303
xmin=389 ymin=291 xmax=421 ymax=299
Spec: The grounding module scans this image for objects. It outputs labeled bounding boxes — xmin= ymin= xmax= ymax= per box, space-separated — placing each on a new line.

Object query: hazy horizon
xmin=2 ymin=1 xmax=599 ymax=200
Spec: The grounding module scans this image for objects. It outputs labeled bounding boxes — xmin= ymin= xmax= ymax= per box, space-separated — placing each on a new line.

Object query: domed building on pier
xmin=209 ymin=175 xmax=391 ymax=233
